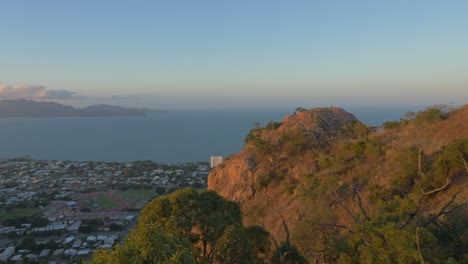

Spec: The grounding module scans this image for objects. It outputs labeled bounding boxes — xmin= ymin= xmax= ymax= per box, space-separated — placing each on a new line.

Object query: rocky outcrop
xmin=207 ymin=107 xmax=364 ymax=246
xmin=208 ymin=107 xmax=358 ymax=204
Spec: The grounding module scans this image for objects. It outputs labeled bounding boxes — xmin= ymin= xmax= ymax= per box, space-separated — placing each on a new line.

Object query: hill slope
xmin=208 ymin=105 xmax=468 ymax=262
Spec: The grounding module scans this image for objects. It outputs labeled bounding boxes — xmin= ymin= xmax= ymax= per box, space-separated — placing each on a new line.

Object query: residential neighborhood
xmin=0 ymin=158 xmax=210 ymax=263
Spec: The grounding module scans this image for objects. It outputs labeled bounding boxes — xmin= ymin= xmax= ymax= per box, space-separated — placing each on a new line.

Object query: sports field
xmin=82 ymin=194 xmax=119 ymax=210
xmin=0 ymin=207 xmax=41 ymax=222
xmin=77 ymin=191 xmax=127 ymax=212
xmin=118 ymin=189 xmax=158 ymax=209
xmin=76 ymin=189 xmax=160 ymax=212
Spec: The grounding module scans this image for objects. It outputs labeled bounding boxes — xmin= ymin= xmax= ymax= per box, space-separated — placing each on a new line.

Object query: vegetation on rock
xmin=209 ymin=105 xmax=468 ymax=263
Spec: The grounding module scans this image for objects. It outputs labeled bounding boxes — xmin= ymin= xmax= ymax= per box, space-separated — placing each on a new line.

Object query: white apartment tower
xmin=210 ymin=156 xmax=223 ymax=168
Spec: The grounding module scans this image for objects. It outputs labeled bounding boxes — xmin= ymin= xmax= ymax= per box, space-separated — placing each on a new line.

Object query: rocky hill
xmin=209 ymin=107 xmax=360 ymax=202
xmin=208 ymin=105 xmax=468 ymax=262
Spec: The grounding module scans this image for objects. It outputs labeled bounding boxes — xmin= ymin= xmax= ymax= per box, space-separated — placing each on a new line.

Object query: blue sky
xmin=0 ymin=1 xmax=467 ymax=109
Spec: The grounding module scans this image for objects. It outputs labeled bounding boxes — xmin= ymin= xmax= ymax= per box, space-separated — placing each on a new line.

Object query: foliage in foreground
xmin=91 ymin=188 xmax=303 ymax=264
xmin=291 ymin=141 xmax=468 ymax=262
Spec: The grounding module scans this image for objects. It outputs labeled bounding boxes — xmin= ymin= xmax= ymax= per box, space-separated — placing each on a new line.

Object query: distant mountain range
xmin=0 ymin=99 xmax=166 ymax=118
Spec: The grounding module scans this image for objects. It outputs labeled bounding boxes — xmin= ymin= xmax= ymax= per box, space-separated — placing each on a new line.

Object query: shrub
xmin=265 ymin=121 xmax=282 ymax=130
xmin=317 ymin=155 xmax=332 ymax=169
xmin=255 ymin=173 xmax=272 ymax=190
xmin=383 ymin=121 xmax=400 ymax=130
xmin=414 ymin=107 xmax=447 ymax=123
xmin=279 ymin=130 xmax=308 ymax=155
xmin=245 ymin=130 xmax=271 ymax=154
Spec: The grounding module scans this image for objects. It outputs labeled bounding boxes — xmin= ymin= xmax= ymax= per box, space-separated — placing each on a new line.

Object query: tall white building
xmin=210 ymin=156 xmax=223 ymax=168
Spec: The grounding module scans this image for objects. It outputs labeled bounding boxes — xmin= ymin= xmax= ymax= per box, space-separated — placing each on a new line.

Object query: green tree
xmin=414 ymin=107 xmax=447 ymax=123
xmin=432 ymin=207 xmax=468 ymax=262
xmin=383 ymin=121 xmax=400 ymax=130
xmin=296 ymin=107 xmax=307 ymax=112
xmin=214 ymin=226 xmax=255 ymax=264
xmin=92 ymin=188 xmax=271 ymax=264
xmin=244 ymin=225 xmax=271 ymax=262
xmin=337 ymin=223 xmax=428 ymax=264
xmin=91 ymin=227 xmax=195 ymax=264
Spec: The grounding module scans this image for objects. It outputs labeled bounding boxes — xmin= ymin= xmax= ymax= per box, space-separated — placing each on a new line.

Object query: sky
xmin=0 ymin=1 xmax=467 ymax=109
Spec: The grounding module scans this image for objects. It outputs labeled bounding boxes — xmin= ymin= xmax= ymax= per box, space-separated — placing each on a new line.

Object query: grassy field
xmin=93 ymin=195 xmax=119 ymax=210
xmin=0 ymin=207 xmax=41 ymax=221
xmin=118 ymin=189 xmax=158 ymax=209
xmin=81 ymin=195 xmax=120 ymax=211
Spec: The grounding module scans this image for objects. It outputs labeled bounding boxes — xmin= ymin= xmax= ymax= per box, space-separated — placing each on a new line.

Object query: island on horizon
xmin=0 ymin=99 xmax=166 ymax=118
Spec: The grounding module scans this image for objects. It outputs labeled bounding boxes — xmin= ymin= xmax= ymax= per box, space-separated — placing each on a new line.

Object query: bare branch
xmin=416 ymin=227 xmax=425 ymax=264
xmin=273 ymin=233 xmax=289 ymax=264
xmin=415 ymin=179 xmax=423 ymax=190
xmin=353 ymin=187 xmax=370 ymax=221
xmin=423 ymin=188 xmax=464 ymax=227
xmin=273 ymin=237 xmax=280 ymax=252
xmin=463 ymin=158 xmax=468 ymax=174
xmin=418 ymin=146 xmax=424 ymax=178
xmin=391 ymin=185 xmax=409 ymax=198
xmin=281 ymin=216 xmax=290 ymax=245
xmin=399 ymin=196 xmax=424 ymax=229
xmin=378 ymin=172 xmax=408 ymax=198
xmin=304 ymin=221 xmax=348 ymax=230
xmin=422 ymin=177 xmax=451 ymax=196
xmin=433 ymin=189 xmax=460 ymax=215
xmin=332 ymin=190 xmax=360 ymax=224
xmin=441 ymin=203 xmax=467 ymax=215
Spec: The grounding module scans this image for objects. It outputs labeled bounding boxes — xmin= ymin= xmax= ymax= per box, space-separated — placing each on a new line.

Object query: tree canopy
xmin=91 ymin=188 xmax=274 ymax=264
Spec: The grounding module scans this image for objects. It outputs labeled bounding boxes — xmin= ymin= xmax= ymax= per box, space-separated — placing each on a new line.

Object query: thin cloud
xmin=111 ymin=95 xmax=138 ymax=100
xmin=0 ymin=84 xmax=85 ymax=99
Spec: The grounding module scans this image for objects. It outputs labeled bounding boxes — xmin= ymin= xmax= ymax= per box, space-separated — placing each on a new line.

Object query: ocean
xmin=0 ymin=107 xmax=420 ymax=163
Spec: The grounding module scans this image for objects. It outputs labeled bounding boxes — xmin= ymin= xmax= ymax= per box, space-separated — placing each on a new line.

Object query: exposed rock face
xmin=208 ymin=107 xmax=358 ymax=204
xmin=258 ymin=107 xmax=357 ymax=147
xmin=207 ymin=108 xmax=363 ymax=243
xmin=278 ymin=107 xmax=357 ymax=137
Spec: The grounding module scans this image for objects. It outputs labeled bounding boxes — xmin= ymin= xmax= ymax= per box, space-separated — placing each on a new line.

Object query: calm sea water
xmin=0 ymin=107 xmax=420 ymax=163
